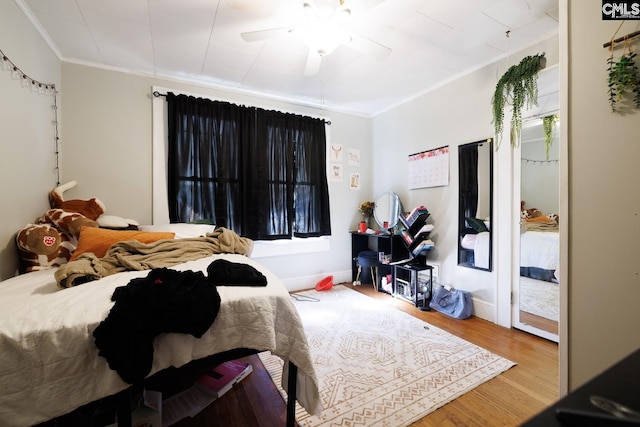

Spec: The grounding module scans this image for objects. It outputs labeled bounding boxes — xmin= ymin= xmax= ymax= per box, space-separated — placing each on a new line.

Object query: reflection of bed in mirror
xmin=460 ymin=229 xmax=490 ymax=269
xmin=517 ymin=116 xmax=560 ymax=336
xmin=520 ymin=222 xmax=559 ymax=283
xmin=458 ymin=138 xmax=493 ymax=271
xmin=519 ymin=221 xmax=559 ymax=324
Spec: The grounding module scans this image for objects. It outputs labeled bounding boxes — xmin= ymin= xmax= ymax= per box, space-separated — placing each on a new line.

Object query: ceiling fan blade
xmin=345 ymin=33 xmax=391 ymax=60
xmin=362 ymin=0 xmax=388 ymax=8
xmin=240 ymin=26 xmax=296 ymax=42
xmin=304 ymin=51 xmax=323 ymax=76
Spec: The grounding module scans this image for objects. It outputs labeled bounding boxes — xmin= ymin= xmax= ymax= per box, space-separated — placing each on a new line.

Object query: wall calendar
xmin=408 ymin=146 xmax=450 ymax=189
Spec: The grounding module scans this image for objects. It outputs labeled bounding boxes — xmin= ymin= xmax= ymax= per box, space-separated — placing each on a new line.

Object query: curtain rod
xmin=603 ymin=30 xmax=640 ymax=48
xmin=151 ymin=91 xmax=331 ymax=125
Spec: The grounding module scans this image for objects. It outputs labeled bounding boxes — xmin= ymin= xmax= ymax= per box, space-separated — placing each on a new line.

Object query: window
xmin=165 ymin=93 xmax=331 ymax=241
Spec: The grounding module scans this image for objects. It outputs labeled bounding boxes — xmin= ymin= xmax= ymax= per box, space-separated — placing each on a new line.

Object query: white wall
xmin=567 ymin=0 xmax=640 ymax=389
xmin=372 ymin=36 xmax=559 ymax=323
xmin=59 ymin=63 xmax=373 ymax=291
xmin=0 ymin=0 xmax=61 ymax=280
xmin=521 ymin=124 xmax=560 ymax=215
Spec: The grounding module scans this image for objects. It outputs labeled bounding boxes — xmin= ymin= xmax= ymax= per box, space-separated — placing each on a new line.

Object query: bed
xmin=0 ymin=241 xmax=321 ymax=426
xmin=460 ymin=231 xmax=490 ymax=269
xmin=518 ymin=220 xmax=559 ymax=325
xmin=520 ymin=220 xmax=560 ymax=283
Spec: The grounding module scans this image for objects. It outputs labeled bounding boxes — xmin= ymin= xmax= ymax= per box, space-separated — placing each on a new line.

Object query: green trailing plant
xmin=492 ymin=53 xmax=546 ymax=149
xmin=542 ymin=114 xmax=558 ymax=160
xmin=607 ymin=50 xmax=640 ymax=112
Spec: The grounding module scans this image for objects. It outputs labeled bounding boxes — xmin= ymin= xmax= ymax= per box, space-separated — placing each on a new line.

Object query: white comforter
xmin=520 ymin=230 xmax=560 ymax=271
xmin=0 ymin=254 xmax=321 ymax=426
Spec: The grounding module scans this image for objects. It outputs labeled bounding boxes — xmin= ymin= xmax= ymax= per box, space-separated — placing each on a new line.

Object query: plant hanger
xmin=605 ymin=22 xmax=640 ymax=112
xmin=492 ymin=49 xmax=546 ymax=149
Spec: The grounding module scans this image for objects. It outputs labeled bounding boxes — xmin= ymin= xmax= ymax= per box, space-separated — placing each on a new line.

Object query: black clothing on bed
xmin=207 ymin=259 xmax=267 ymax=286
xmin=93 ymin=268 xmax=221 ymax=384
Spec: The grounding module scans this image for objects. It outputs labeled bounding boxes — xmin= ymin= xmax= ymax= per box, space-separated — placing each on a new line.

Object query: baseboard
xmin=282 ymin=272 xmax=498 ymax=324
xmin=280 ymin=270 xmax=352 ymax=292
xmin=472 ymin=298 xmax=495 ymax=323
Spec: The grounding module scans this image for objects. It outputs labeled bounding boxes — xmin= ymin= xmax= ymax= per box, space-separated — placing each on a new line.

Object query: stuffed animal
xmin=520 ymin=200 xmax=559 ymax=224
xmin=520 ymin=200 xmax=542 ymax=220
xmin=15 ymin=181 xmax=135 ymax=273
xmin=16 ymin=209 xmax=98 ymax=272
xmin=49 ymin=180 xmax=105 ymax=220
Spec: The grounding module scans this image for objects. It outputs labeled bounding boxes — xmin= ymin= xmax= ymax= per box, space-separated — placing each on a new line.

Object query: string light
xmin=0 ymin=48 xmax=57 ymax=95
xmin=1 ymin=47 xmax=60 ymax=185
xmin=521 ymin=158 xmax=558 ymax=164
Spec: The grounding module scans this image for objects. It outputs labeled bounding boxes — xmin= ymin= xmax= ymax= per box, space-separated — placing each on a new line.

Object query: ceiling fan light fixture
xmin=303 ymin=2 xmax=319 ymax=23
xmin=335 ymin=5 xmax=351 ymax=23
xmin=300 ymin=21 xmax=348 ymax=57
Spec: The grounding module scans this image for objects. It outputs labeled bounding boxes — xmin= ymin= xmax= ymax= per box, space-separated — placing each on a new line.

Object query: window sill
xmin=251 ymin=236 xmax=330 ymax=258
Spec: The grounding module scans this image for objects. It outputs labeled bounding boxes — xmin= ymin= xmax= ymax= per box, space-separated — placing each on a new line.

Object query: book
xmin=162 ymin=360 xmax=253 ymax=426
xmin=416 ymin=223 xmax=434 ymax=235
xmin=406 ymin=206 xmax=429 ymax=224
xmin=400 ymin=229 xmax=413 ymax=245
xmin=412 ymin=239 xmax=434 ymax=256
xmin=195 ymin=360 xmax=253 ymax=399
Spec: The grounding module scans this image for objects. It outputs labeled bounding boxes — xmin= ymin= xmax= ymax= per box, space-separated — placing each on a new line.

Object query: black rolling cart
xmin=394 ymin=263 xmax=433 ymax=310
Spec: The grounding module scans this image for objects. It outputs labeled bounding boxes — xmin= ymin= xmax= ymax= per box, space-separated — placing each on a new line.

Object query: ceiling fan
xmin=240 ymin=0 xmax=391 ymax=76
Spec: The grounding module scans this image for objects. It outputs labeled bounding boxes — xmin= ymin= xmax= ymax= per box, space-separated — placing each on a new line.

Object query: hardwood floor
xmin=520 ymin=310 xmax=559 ymax=335
xmin=174 ymin=283 xmax=559 ymax=427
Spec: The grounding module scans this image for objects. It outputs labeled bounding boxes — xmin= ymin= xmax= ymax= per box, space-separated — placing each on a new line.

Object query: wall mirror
xmin=458 ymin=138 xmax=493 ymax=271
xmin=515 ymin=117 xmax=560 ymax=340
xmin=374 ymin=191 xmax=402 ymax=229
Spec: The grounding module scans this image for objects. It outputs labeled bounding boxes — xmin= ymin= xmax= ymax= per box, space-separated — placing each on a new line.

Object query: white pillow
xmin=138 ymin=223 xmax=216 ymax=239
xmin=97 ymin=215 xmax=140 ymax=229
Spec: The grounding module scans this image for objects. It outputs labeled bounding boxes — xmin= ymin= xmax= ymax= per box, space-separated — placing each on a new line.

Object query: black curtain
xmin=166 ymin=93 xmax=331 ymax=240
xmin=458 ymin=145 xmax=479 ymax=234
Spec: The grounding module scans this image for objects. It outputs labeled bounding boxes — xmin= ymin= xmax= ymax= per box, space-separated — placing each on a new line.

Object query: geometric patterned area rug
xmin=259 ymin=285 xmax=516 ymax=427
xmin=519 ymin=276 xmax=559 ymax=321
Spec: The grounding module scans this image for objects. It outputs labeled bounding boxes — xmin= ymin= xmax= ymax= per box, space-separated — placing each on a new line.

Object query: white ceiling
xmin=19 ymin=0 xmax=559 ymax=116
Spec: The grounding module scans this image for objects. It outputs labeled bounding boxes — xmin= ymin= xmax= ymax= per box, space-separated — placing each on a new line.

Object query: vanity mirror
xmin=458 ymin=138 xmax=493 ymax=271
xmin=373 ymin=191 xmax=402 ymax=229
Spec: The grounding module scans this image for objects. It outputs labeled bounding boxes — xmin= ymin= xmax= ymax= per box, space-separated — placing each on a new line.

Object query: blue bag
xmin=429 ymin=285 xmax=473 ymax=319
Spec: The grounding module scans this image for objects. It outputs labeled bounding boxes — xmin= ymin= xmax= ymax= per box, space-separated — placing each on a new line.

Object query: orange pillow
xmin=70 ymin=227 xmax=175 ymax=260
xmin=525 ymin=216 xmax=554 ymax=223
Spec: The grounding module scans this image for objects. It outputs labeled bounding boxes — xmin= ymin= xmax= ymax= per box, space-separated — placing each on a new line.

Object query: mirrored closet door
xmin=511 ymin=65 xmax=560 ymax=342
xmin=513 ymin=116 xmax=560 ymax=342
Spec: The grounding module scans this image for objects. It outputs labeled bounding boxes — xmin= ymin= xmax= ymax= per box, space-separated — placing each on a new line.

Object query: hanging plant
xmin=542 ymin=114 xmax=558 ymax=160
xmin=607 ymin=50 xmax=640 ymax=112
xmin=492 ymin=53 xmax=546 ymax=149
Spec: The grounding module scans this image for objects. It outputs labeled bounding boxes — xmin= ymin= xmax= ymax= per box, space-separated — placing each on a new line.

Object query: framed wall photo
xmin=348 ymin=149 xmax=360 ymax=166
xmin=408 ymin=146 xmax=450 ymax=189
xmin=331 ymin=164 xmax=343 ymax=182
xmin=330 ymin=144 xmax=344 ymax=162
xmin=349 ymin=173 xmax=360 ymax=190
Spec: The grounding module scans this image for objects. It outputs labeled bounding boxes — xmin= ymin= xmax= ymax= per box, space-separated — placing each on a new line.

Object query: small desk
xmin=350 ymin=232 xmax=408 ymax=293
xmin=522 ymin=348 xmax=640 ymax=426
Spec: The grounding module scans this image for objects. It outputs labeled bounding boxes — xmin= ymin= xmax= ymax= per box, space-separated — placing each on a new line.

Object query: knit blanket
xmin=521 ymin=220 xmax=559 ymax=233
xmin=55 ymin=227 xmax=253 ymax=288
